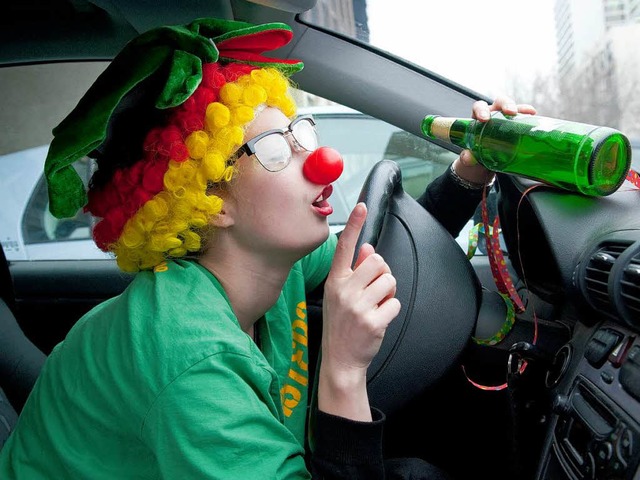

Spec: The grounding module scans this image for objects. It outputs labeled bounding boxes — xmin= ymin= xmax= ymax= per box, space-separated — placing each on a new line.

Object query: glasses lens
xmin=254 ymin=134 xmax=291 ymax=171
xmin=292 ymin=119 xmax=318 ymax=151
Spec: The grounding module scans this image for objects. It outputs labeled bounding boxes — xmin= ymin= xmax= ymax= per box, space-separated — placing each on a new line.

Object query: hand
xmin=323 ymin=202 xmax=400 ymax=369
xmin=318 ymin=203 xmax=401 ymax=420
xmin=454 ymin=95 xmax=537 ymax=185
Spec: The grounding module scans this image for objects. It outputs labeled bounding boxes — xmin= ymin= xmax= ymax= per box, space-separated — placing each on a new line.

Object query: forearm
xmin=417 ymin=158 xmax=490 ymax=238
xmin=317 ymin=362 xmax=371 ymax=421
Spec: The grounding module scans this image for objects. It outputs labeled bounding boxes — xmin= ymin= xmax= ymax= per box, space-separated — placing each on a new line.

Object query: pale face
xmin=220 ymin=107 xmax=335 ymax=262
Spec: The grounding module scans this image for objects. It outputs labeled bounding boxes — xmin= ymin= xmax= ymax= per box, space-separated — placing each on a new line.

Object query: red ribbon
xmin=627 ymin=168 xmax=640 ymax=189
xmin=481 ymin=187 xmax=526 ymax=313
xmin=464 ymin=168 xmax=638 ymax=391
xmin=463 ymin=184 xmax=544 ymax=391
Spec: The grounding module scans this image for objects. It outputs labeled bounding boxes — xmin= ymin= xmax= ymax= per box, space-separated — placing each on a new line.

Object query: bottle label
xmin=432 ymin=117 xmax=456 ymax=140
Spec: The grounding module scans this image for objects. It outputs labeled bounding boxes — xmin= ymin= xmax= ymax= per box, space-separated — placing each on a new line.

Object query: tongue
xmin=312 ymin=197 xmax=333 ymax=216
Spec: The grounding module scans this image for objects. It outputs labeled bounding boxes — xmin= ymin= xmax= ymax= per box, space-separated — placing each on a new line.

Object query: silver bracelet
xmin=448 ymin=163 xmax=494 ymax=190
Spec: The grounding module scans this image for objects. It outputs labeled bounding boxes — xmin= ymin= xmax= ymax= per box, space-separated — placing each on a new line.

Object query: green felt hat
xmin=45 ymin=17 xmax=303 ymax=219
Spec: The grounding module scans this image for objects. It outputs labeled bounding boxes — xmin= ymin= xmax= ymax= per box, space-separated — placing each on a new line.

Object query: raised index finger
xmin=331 ymin=202 xmax=367 ymax=277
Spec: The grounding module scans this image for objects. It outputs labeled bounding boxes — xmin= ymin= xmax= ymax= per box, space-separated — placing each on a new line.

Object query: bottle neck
xmin=448 ymin=119 xmax=472 ymax=148
xmin=423 ymin=116 xmax=473 ymax=149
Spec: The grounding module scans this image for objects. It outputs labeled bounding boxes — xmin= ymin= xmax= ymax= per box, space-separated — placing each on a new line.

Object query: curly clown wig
xmin=44 ymin=18 xmax=303 ymax=272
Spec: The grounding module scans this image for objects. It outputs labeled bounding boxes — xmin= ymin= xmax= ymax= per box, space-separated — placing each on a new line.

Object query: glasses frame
xmin=233 ymin=115 xmax=317 ymax=172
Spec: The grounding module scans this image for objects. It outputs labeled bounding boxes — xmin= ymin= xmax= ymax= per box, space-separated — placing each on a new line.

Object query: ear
xmin=210 ymin=200 xmax=235 ymax=228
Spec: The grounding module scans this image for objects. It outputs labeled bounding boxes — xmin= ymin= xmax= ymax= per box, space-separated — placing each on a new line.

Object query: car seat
xmin=0 ymin=244 xmax=46 ymax=449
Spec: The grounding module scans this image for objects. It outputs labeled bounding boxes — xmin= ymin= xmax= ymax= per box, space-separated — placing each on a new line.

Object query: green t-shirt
xmin=0 ymin=235 xmax=337 ymax=479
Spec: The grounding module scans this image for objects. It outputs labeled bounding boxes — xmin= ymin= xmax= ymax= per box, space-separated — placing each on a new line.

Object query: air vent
xmin=584 ymin=243 xmax=628 ymax=311
xmin=621 ymin=251 xmax=640 ymax=319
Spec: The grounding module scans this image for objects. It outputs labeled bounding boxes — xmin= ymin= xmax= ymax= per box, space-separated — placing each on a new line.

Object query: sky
xmin=366 ymin=0 xmax=558 ymax=97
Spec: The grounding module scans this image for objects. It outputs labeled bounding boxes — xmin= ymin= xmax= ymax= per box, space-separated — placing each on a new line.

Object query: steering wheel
xmin=356 ymin=160 xmax=481 ymax=416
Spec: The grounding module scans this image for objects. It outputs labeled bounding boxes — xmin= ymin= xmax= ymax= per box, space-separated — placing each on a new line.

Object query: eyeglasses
xmin=234 ymin=115 xmax=318 ymax=172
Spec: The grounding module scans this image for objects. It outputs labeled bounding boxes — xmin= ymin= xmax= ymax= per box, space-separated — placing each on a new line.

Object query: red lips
xmin=312 ymin=185 xmax=334 ymax=217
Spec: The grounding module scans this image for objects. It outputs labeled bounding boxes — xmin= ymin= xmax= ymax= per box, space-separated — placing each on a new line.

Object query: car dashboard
xmin=495 ymin=173 xmax=640 ymax=479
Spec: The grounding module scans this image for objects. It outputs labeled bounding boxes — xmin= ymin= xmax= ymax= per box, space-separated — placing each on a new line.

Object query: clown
xmin=45 ymin=19 xmax=344 ymax=273
xmin=1 ymin=17 xmax=534 ymax=480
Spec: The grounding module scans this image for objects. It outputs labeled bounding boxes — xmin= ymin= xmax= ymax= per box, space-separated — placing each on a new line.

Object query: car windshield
xmin=302 ymin=0 xmax=640 ymax=140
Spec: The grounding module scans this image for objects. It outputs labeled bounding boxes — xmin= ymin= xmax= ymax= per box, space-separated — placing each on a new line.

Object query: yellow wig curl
xmin=112 ymin=67 xmax=296 ymax=272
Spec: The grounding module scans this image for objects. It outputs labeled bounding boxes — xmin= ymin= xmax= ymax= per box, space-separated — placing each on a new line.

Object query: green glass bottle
xmin=421 ymin=113 xmax=632 ymax=196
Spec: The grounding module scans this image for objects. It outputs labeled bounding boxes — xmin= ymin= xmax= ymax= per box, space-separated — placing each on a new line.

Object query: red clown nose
xmin=303 ymin=147 xmax=344 ymax=185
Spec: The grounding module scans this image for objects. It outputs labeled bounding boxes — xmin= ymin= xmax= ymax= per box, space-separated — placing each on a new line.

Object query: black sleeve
xmin=416 ymin=166 xmax=488 ymax=238
xmin=310 ymin=407 xmax=386 ymax=480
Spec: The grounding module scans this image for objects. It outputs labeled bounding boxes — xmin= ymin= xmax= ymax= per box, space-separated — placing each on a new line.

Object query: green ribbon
xmin=472 ymin=293 xmax=516 ymax=346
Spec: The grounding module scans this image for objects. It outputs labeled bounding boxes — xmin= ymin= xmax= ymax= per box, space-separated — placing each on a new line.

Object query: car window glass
xmin=311 ymin=114 xmax=457 ymax=224
xmin=22 ymin=157 xmax=95 ymax=246
xmin=0 ymin=69 xmax=495 ymax=261
xmin=294 ymin=92 xmax=496 ymax=255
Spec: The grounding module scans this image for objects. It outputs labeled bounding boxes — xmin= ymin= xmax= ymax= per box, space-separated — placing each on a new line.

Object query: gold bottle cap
xmin=429 ymin=117 xmax=456 ymax=140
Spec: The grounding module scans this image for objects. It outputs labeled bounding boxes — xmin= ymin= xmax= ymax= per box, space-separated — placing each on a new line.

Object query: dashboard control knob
xmin=552 ymin=393 xmax=570 ymax=415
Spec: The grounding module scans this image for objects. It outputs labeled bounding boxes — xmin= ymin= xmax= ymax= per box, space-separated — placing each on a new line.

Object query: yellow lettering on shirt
xmin=288 ymin=368 xmax=308 ymax=387
xmin=282 ymin=384 xmax=301 ymax=416
xmin=292 ymin=319 xmax=308 ymax=347
xmin=291 ymin=349 xmax=308 ymax=372
xmin=281 ymin=301 xmax=310 ymax=418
